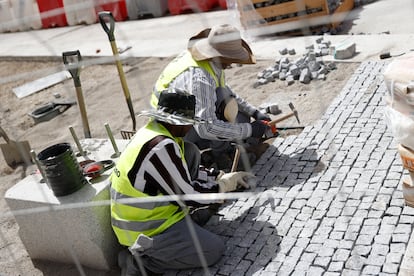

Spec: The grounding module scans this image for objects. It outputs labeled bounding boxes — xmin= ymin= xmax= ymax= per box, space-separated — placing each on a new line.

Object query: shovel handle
xmin=98 ymin=11 xmax=115 ymax=42
xmin=0 ymin=126 xmax=10 ymax=143
xmin=62 ymin=50 xmax=82 ymax=87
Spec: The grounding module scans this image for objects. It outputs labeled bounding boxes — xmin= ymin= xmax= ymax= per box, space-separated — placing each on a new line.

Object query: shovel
xmin=98 ymin=11 xmax=137 ymax=139
xmin=0 ymin=126 xmax=32 ymax=168
xmin=62 ymin=50 xmax=92 ymax=138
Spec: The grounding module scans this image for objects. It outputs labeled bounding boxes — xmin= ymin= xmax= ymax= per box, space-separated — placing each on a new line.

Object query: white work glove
xmin=217 ymin=171 xmax=255 ymax=193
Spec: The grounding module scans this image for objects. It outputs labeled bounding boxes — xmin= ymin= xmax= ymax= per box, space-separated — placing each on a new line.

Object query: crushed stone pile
xmin=254 ymin=36 xmax=338 ymax=87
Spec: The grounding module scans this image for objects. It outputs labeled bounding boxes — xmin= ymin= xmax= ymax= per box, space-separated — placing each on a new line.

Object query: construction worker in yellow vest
xmin=111 ymin=88 xmax=255 ymax=275
xmin=151 ymin=24 xmax=271 ymax=171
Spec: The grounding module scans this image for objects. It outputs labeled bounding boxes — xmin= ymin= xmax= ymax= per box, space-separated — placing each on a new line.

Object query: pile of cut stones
xmin=254 ymin=37 xmax=337 ymax=87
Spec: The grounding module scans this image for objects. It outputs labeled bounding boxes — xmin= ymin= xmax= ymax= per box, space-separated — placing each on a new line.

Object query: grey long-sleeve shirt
xmin=168 ymin=61 xmax=257 ymax=141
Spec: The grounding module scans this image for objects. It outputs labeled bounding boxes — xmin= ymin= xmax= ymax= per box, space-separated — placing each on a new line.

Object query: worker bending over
xmin=151 ymin=24 xmax=271 ymax=170
xmin=111 ymin=89 xmax=254 ymax=275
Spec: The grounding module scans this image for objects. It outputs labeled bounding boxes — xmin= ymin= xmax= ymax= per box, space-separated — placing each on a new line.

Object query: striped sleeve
xmin=170 ymin=67 xmax=252 ymax=140
xmin=133 ymin=137 xmax=219 ymax=205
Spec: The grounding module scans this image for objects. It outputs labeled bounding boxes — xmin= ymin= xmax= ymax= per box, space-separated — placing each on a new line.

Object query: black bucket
xmin=37 ymin=143 xmax=87 ymax=197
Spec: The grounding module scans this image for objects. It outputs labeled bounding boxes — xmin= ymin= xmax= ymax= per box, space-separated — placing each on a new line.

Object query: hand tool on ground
xmin=99 ymin=11 xmax=136 ymax=139
xmin=28 ymin=100 xmax=76 ymax=124
xmin=82 ymin=159 xmax=115 ymax=179
xmin=105 ymin=123 xmax=121 ymax=158
xmin=0 ymin=126 xmax=32 ymax=168
xmin=63 ymin=50 xmax=91 ymax=138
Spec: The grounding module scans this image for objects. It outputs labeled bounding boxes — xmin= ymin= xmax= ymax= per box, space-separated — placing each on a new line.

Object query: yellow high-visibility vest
xmin=110 ymin=120 xmax=187 ymax=246
xmin=151 ymin=50 xmax=225 ymax=108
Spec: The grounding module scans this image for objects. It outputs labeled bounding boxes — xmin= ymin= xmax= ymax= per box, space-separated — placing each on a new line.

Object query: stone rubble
xmin=254 ymin=37 xmax=338 ymax=87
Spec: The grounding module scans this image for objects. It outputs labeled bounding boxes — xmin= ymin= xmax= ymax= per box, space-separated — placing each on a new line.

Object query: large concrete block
xmin=5 ymin=139 xmax=128 ymax=271
xmin=334 ymin=42 xmax=356 ymax=59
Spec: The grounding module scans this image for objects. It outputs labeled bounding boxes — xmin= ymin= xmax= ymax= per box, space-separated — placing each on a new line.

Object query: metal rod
xmin=30 ymin=150 xmax=47 ymax=184
xmin=105 ymin=123 xmax=120 ymax=158
xmin=69 ymin=126 xmax=86 ymax=156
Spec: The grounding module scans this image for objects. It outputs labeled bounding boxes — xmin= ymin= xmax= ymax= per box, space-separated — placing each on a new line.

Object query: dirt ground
xmin=0 ymin=56 xmax=359 ymax=275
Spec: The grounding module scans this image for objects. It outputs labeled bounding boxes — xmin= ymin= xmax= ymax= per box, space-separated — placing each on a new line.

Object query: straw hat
xmin=188 ymin=24 xmax=256 ymax=64
xmin=139 ymin=89 xmax=203 ymax=125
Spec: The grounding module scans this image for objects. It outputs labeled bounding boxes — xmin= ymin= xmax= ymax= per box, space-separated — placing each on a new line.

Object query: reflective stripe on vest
xmin=110 ymin=121 xmax=187 ymax=246
xmin=151 ymin=50 xmax=226 ymax=108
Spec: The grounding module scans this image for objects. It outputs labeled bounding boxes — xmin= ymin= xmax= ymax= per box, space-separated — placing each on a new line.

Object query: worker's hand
xmin=217 ymin=171 xmax=255 ymax=193
xmin=253 ymin=110 xmax=271 ymax=121
xmin=250 ymin=120 xmax=270 ymax=138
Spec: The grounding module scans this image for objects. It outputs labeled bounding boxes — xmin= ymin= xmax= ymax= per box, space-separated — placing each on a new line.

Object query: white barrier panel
xmin=0 ymin=0 xmax=18 ymax=32
xmin=64 ymin=0 xmax=96 ymax=25
xmin=126 ymin=0 xmax=168 ymax=19
xmin=10 ymin=0 xmax=42 ymax=31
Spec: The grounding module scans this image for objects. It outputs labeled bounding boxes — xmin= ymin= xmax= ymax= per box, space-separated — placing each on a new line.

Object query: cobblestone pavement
xmin=168 ymin=61 xmax=414 ymax=276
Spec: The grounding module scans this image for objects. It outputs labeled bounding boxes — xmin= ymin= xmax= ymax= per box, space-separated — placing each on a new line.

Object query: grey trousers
xmin=131 ymin=219 xmax=225 ymax=274
xmin=127 ymin=142 xmax=223 ymax=273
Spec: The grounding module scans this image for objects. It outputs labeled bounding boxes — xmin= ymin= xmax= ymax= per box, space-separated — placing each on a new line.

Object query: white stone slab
xmin=5 ymin=138 xmax=129 ymax=270
xmin=13 ymin=71 xmax=71 ymax=99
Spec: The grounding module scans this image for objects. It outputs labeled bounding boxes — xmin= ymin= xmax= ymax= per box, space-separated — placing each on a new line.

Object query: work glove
xmin=253 ymin=110 xmax=271 ymax=121
xmin=250 ymin=120 xmax=270 ymax=138
xmin=217 ymin=171 xmax=255 ymax=193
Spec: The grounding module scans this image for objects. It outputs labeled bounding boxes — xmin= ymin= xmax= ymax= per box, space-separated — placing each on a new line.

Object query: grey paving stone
xmin=351 ymin=245 xmax=371 ymax=257
xmin=307 ymin=266 xmax=325 ymax=276
xmin=361 ymin=265 xmax=381 ymax=275
xmin=329 ymin=231 xmax=345 ymax=240
xmin=374 ymin=234 xmax=392 ymax=245
xmin=313 ymin=256 xmax=331 ymax=268
xmin=264 ymin=261 xmax=282 ymax=272
xmin=341 ymin=269 xmax=362 ymax=276
xmin=392 ymin=234 xmax=410 ymax=243
xmin=332 ymin=249 xmax=351 ymax=262
xmin=339 ymin=240 xmax=354 ymax=250
xmin=394 ymin=224 xmax=412 ymax=234
xmin=382 ymin=262 xmax=399 ymax=274
xmin=210 ymin=61 xmax=414 ymax=275
xmin=398 ymin=215 xmax=414 ymax=224
xmin=324 ymin=273 xmax=341 ymax=276
xmin=311 ymin=235 xmax=328 ymax=244
xmin=360 ymin=225 xmax=379 ymax=235
xmin=386 ymin=252 xmax=403 ymax=264
xmin=390 ymin=243 xmax=406 ymax=253
xmin=327 ymin=261 xmax=344 ymax=272
xmin=366 ymin=255 xmax=386 ymax=266
xmin=371 ymin=244 xmax=389 ymax=256
xmin=318 ymin=247 xmax=335 ymax=257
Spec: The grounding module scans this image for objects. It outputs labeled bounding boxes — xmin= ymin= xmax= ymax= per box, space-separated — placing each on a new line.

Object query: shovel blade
xmin=0 ymin=140 xmax=32 ymax=168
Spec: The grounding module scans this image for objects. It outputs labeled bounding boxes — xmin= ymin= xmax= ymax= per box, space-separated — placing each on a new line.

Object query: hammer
xmin=267 ymin=102 xmax=300 ymax=126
